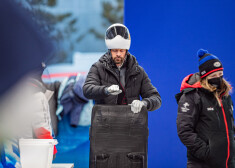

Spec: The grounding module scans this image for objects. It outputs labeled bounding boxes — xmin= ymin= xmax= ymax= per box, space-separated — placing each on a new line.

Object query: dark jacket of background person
xmin=176 ymin=73 xmax=235 ymax=168
xmin=83 ymin=52 xmax=161 ymax=111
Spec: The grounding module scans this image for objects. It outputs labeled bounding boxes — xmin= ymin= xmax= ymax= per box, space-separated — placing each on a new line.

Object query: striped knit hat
xmin=198 ymin=49 xmax=223 ymax=78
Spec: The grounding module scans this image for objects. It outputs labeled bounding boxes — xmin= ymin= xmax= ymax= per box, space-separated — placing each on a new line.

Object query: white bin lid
xmin=19 ymin=139 xmax=58 ymax=145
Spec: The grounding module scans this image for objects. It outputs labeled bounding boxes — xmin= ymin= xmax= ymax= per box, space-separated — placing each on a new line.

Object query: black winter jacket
xmin=176 ymin=73 xmax=235 ymax=168
xmin=83 ymin=52 xmax=161 ymax=111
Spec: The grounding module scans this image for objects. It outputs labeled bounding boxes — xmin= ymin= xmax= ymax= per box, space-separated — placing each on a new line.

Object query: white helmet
xmin=105 ymin=23 xmax=131 ymax=50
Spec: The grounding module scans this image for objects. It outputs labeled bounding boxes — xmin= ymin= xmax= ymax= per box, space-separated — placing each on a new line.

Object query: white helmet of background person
xmin=105 ymin=23 xmax=131 ymax=50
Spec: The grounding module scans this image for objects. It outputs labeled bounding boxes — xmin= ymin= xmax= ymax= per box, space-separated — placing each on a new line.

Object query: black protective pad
xmin=89 ymin=105 xmax=148 ymax=168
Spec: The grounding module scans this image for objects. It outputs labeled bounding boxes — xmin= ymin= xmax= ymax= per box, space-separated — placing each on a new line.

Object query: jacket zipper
xmin=105 ymin=66 xmax=139 ymax=104
xmin=219 ymin=98 xmax=230 ymax=168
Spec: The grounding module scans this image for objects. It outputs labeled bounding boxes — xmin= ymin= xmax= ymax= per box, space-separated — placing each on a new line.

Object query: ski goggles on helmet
xmin=106 ymin=26 xmax=130 ymax=40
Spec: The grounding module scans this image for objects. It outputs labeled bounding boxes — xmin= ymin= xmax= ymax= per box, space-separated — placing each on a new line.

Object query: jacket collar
xmin=99 ymin=51 xmax=140 ymax=76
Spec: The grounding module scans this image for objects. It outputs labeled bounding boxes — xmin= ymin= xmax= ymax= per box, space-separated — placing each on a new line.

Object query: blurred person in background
xmin=83 ymin=23 xmax=161 ymax=113
xmin=27 ymin=63 xmax=58 ymax=156
xmin=0 ymin=0 xmax=58 ymax=166
xmin=176 ymin=49 xmax=234 ymax=168
xmin=0 ymin=65 xmax=58 ymax=166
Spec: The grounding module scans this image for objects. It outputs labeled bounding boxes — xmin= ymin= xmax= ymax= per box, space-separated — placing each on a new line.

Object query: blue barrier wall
xmin=125 ymin=1 xmax=235 ymax=167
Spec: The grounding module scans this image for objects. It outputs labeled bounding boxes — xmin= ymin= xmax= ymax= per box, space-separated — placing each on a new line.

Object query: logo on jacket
xmin=207 ymin=107 xmax=214 ymax=111
xmin=181 ymin=102 xmax=190 ymax=112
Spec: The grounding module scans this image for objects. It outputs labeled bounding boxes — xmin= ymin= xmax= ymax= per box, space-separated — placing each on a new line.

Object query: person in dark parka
xmin=176 ymin=49 xmax=235 ymax=168
xmin=83 ymin=23 xmax=161 ymax=113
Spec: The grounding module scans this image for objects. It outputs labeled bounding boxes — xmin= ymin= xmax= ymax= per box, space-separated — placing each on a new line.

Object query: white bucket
xmin=19 ymin=139 xmax=58 ymax=168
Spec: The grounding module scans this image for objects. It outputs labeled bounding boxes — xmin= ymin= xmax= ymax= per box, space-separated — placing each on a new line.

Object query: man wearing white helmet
xmin=83 ymin=23 xmax=161 ymax=113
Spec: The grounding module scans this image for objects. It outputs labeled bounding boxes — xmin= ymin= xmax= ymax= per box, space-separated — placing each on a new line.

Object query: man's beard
xmin=113 ymin=56 xmax=124 ymax=65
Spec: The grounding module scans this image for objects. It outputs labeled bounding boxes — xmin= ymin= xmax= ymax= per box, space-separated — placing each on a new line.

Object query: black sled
xmin=89 ymin=105 xmax=148 ymax=168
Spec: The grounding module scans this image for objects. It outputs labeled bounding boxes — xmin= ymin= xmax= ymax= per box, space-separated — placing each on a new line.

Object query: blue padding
xmin=12 ymin=145 xmax=20 ymax=158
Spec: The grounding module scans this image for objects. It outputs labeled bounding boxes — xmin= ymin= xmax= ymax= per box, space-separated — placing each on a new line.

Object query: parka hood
xmin=175 ymin=73 xmax=202 ymax=103
xmin=180 ymin=73 xmax=202 ymax=92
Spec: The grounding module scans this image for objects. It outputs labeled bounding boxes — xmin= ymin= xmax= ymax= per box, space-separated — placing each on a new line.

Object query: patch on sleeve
xmin=180 ymin=102 xmax=190 ymax=112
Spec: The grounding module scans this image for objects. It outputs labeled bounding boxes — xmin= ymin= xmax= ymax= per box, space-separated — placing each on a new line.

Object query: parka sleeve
xmin=140 ymin=69 xmax=161 ymax=111
xmin=83 ymin=63 xmax=109 ymax=99
xmin=32 ymin=92 xmax=53 ymax=134
xmin=176 ymin=92 xmax=210 ymax=161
